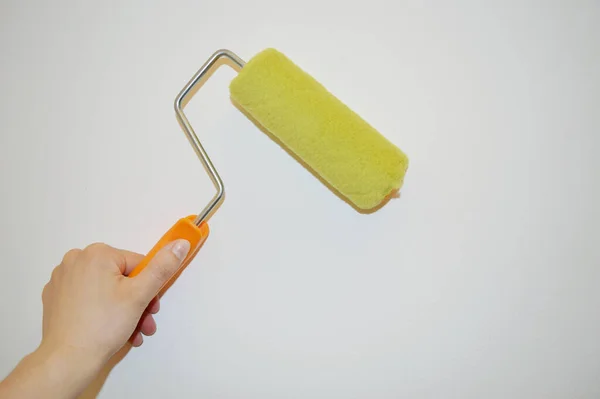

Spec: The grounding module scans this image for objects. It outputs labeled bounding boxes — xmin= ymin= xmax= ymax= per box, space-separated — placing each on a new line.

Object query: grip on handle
xmin=128 ymin=215 xmax=209 ymax=278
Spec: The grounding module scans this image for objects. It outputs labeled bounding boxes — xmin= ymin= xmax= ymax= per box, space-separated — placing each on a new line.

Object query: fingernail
xmin=169 ymin=239 xmax=190 ymax=261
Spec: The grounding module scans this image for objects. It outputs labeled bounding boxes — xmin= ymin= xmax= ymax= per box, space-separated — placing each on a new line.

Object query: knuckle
xmin=50 ymin=265 xmax=61 ymax=280
xmin=151 ymin=252 xmax=180 ymax=281
xmin=61 ymin=248 xmax=81 ymax=264
xmin=164 ymin=250 xmax=182 ymax=265
xmin=152 ymin=263 xmax=173 ymax=283
xmin=84 ymin=242 xmax=108 ymax=254
xmin=82 ymin=243 xmax=116 ymax=263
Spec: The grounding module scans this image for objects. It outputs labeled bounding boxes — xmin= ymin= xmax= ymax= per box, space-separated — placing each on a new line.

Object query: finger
xmin=139 ymin=313 xmax=157 ymax=336
xmin=89 ymin=247 xmax=145 ymax=276
xmin=81 ymin=243 xmax=135 ymax=275
xmin=130 ymin=239 xmax=190 ymax=305
xmin=80 ymin=243 xmax=145 ymax=276
xmin=131 ymin=332 xmax=143 ymax=347
xmin=117 ymin=250 xmax=145 ymax=276
xmin=147 ymin=296 xmax=160 ymax=314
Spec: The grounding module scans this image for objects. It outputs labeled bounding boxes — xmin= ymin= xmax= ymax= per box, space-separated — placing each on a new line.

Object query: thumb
xmin=131 ymin=239 xmax=191 ymax=304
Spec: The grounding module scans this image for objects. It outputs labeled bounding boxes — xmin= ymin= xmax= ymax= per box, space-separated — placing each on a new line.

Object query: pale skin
xmin=0 ymin=239 xmax=191 ymax=399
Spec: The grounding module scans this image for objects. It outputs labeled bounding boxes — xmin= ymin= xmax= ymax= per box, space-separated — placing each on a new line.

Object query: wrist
xmin=34 ymin=342 xmax=105 ymax=391
xmin=0 ymin=343 xmax=106 ymax=399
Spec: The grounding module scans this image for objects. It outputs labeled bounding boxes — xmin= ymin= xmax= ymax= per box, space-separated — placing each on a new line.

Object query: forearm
xmin=0 ymin=344 xmax=103 ymax=399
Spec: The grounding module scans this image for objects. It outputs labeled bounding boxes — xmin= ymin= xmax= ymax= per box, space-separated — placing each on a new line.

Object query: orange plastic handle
xmin=128 ymin=215 xmax=209 ymax=278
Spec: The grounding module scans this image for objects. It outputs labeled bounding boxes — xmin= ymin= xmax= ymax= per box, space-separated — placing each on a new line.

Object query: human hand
xmin=40 ymin=240 xmax=191 ymax=365
xmin=0 ymin=240 xmax=191 ymax=399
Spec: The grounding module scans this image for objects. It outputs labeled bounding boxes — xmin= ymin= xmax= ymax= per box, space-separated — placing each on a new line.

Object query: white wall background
xmin=1 ymin=1 xmax=599 ymax=398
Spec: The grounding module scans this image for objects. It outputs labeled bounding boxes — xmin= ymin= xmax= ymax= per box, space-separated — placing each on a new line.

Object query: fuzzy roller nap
xmin=230 ymin=49 xmax=409 ymax=210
